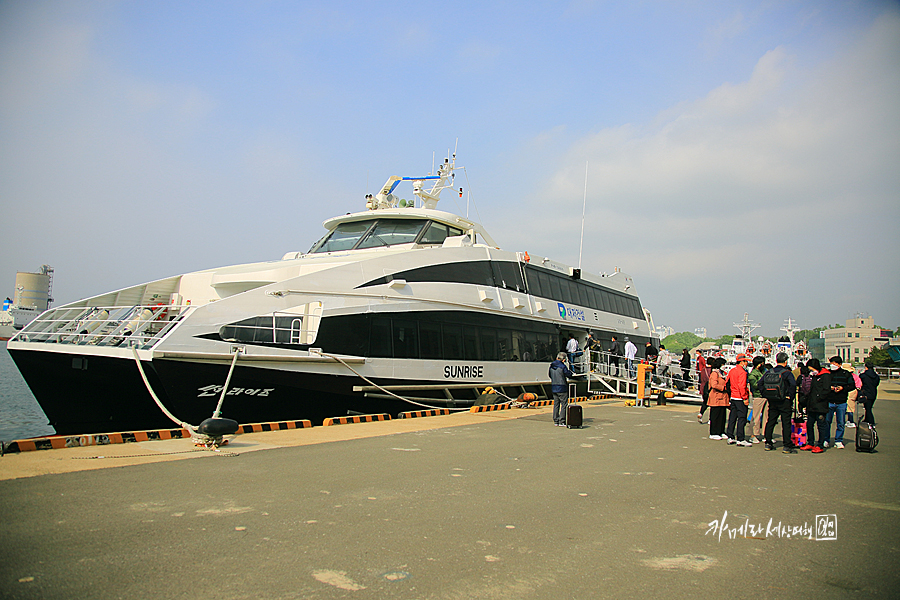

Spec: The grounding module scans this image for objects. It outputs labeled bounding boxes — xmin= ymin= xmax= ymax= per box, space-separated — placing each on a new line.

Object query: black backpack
xmin=799 ymin=374 xmax=813 ymax=396
xmin=760 ymin=370 xmax=787 ymax=401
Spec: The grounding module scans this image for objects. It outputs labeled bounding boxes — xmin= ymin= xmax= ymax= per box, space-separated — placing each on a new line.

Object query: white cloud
xmin=702 ymin=11 xmax=748 ymax=56
xmin=507 ymin=12 xmax=900 ymax=333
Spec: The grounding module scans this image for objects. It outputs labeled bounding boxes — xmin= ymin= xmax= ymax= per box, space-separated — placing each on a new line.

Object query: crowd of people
xmin=552 ymin=334 xmax=882 ymax=445
xmin=696 ymin=351 xmax=881 ymax=452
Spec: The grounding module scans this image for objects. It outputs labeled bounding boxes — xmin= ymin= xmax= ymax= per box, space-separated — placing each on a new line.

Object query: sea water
xmin=0 ymin=341 xmax=55 ymax=441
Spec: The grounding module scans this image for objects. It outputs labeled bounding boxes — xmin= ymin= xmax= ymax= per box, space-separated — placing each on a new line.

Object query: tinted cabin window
xmin=370 ymin=317 xmax=391 ymax=357
xmin=311 ymin=220 xmax=375 ymax=253
xmin=480 ymin=329 xmax=498 ymax=361
xmin=548 ymin=276 xmax=562 ymax=301
xmin=420 ymin=321 xmax=442 ymax=359
xmin=463 ymin=327 xmax=480 ymax=360
xmin=220 ymin=316 xmax=302 ymax=344
xmin=493 ymin=262 xmax=526 ymax=293
xmin=392 ymin=319 xmax=419 ymax=358
xmin=537 ymin=272 xmax=551 ymax=298
xmin=419 ymin=222 xmax=464 ymax=245
xmin=357 ymin=219 xmax=426 ymax=249
xmin=562 ymin=278 xmax=576 ymax=304
xmin=442 ymin=324 xmax=463 ymax=359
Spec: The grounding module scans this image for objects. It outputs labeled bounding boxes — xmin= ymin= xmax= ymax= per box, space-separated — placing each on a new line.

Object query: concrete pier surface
xmin=2 ymin=384 xmax=899 ymax=599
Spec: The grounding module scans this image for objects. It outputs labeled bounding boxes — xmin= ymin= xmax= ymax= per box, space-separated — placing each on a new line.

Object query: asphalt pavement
xmin=2 ymin=384 xmax=899 ymax=599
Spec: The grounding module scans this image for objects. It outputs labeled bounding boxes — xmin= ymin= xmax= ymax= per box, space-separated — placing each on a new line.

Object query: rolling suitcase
xmin=791 ymin=418 xmax=808 ymax=448
xmin=855 ymin=422 xmax=878 ymax=452
xmin=566 ymin=403 xmax=583 ymax=428
xmin=790 ymin=399 xmax=807 ymax=448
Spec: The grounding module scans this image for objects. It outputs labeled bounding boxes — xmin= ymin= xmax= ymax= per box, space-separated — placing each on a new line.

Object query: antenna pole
xmin=578 ymin=161 xmax=588 ymax=270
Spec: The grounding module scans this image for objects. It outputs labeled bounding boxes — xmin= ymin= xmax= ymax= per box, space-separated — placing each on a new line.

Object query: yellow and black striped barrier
xmin=3 ymin=427 xmax=193 ymax=453
xmin=469 ymin=403 xmax=511 ymax=413
xmin=322 ymin=414 xmax=391 ymax=426
xmin=237 ymin=420 xmax=313 ymax=433
xmin=398 ymin=409 xmax=452 ymax=419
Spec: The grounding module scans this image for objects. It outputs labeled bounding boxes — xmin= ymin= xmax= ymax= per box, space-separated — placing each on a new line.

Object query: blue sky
xmin=1 ymin=1 xmax=898 ymax=337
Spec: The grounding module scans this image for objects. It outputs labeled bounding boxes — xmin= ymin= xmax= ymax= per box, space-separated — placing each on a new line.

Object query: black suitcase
xmin=855 ymin=421 xmax=878 ymax=452
xmin=566 ymin=403 xmax=583 ymax=428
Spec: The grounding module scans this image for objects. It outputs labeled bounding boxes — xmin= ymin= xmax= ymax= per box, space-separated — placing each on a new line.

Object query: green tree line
xmin=662 ymin=325 xmax=897 ymax=366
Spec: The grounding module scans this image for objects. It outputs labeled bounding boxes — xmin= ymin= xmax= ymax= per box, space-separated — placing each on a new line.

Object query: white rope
xmin=131 ymin=347 xmax=197 ymax=433
xmin=213 ymin=348 xmax=242 ymax=418
xmin=315 ymin=350 xmax=472 ymax=412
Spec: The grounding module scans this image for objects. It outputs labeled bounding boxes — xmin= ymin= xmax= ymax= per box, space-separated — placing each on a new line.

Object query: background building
xmin=655 ymin=325 xmax=675 ymax=339
xmin=821 ymin=316 xmax=893 ymax=365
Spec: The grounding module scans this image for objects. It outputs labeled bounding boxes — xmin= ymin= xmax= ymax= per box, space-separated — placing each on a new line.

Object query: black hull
xmin=8 ymin=349 xmax=489 ymax=436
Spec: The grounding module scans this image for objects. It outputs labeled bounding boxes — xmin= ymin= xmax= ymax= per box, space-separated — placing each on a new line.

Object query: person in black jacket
xmin=799 ymin=358 xmax=831 ymax=453
xmin=607 ymin=336 xmax=622 ymax=377
xmin=824 ymin=356 xmax=854 ymax=449
xmin=858 ymin=361 xmax=881 ymax=425
xmin=763 ymin=353 xmax=798 ymax=453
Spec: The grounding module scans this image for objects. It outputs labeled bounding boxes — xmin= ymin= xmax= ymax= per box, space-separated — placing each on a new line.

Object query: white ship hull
xmin=8 ymin=158 xmax=657 ymax=434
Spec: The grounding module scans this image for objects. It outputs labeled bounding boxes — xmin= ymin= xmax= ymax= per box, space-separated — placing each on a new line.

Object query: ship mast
xmin=781 ymin=317 xmax=798 ymax=346
xmin=733 ymin=312 xmax=761 ymax=341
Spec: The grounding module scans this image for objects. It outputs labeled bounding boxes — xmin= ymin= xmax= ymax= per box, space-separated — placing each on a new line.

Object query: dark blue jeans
xmin=826 ymin=402 xmax=847 ymax=444
xmin=806 ymin=411 xmax=828 ymax=447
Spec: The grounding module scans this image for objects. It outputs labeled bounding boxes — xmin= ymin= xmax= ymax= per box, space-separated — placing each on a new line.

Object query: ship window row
xmin=309 ymin=219 xmax=464 ymax=253
xmin=356 ymin=261 xmax=643 ymax=320
xmin=216 ymin=310 xmax=655 ymax=361
xmin=311 ymin=311 xmax=563 ymax=362
xmin=523 ymin=265 xmax=643 ymax=320
xmin=358 ymin=260 xmax=527 ymax=294
xmin=368 ymin=317 xmax=559 ymax=362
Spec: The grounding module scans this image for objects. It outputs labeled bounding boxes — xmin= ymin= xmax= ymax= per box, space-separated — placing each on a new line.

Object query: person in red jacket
xmin=725 ymin=354 xmax=752 ymax=446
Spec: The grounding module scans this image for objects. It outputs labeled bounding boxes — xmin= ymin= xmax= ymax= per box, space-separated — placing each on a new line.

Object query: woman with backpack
xmin=707 ymin=357 xmax=730 ymax=440
xmin=796 ymin=363 xmax=813 ymax=415
xmin=798 ymin=358 xmax=831 ymax=453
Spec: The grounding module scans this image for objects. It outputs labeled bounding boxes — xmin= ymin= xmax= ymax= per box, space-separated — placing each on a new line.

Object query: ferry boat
xmin=7 ymin=155 xmax=658 ymax=435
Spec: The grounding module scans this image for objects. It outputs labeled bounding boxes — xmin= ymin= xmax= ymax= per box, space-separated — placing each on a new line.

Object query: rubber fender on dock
xmin=474 ymin=393 xmax=503 ymax=406
xmin=198 ymin=418 xmax=240 ymax=436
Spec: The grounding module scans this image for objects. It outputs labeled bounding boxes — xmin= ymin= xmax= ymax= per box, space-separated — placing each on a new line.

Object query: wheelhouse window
xmin=356 ymin=219 xmax=426 ymax=249
xmin=309 ymin=218 xmax=447 ymax=253
xmin=309 ymin=220 xmax=376 ymax=253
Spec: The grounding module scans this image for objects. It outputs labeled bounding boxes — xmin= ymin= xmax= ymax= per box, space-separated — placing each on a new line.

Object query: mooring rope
xmin=132 ymin=347 xmax=197 ymax=432
xmin=314 ymin=350 xmax=472 ymax=412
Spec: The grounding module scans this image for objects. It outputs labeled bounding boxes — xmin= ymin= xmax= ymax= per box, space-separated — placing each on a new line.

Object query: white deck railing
xmin=12 ymin=304 xmax=189 ymax=349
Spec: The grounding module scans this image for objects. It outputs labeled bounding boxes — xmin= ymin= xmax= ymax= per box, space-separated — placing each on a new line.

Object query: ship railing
xmin=583 ymin=350 xmax=702 ymax=395
xmin=12 ymin=304 xmax=191 ymax=350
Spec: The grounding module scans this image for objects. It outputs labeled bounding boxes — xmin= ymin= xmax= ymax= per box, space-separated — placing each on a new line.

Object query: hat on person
xmin=735 ymin=353 xmax=750 ymax=363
